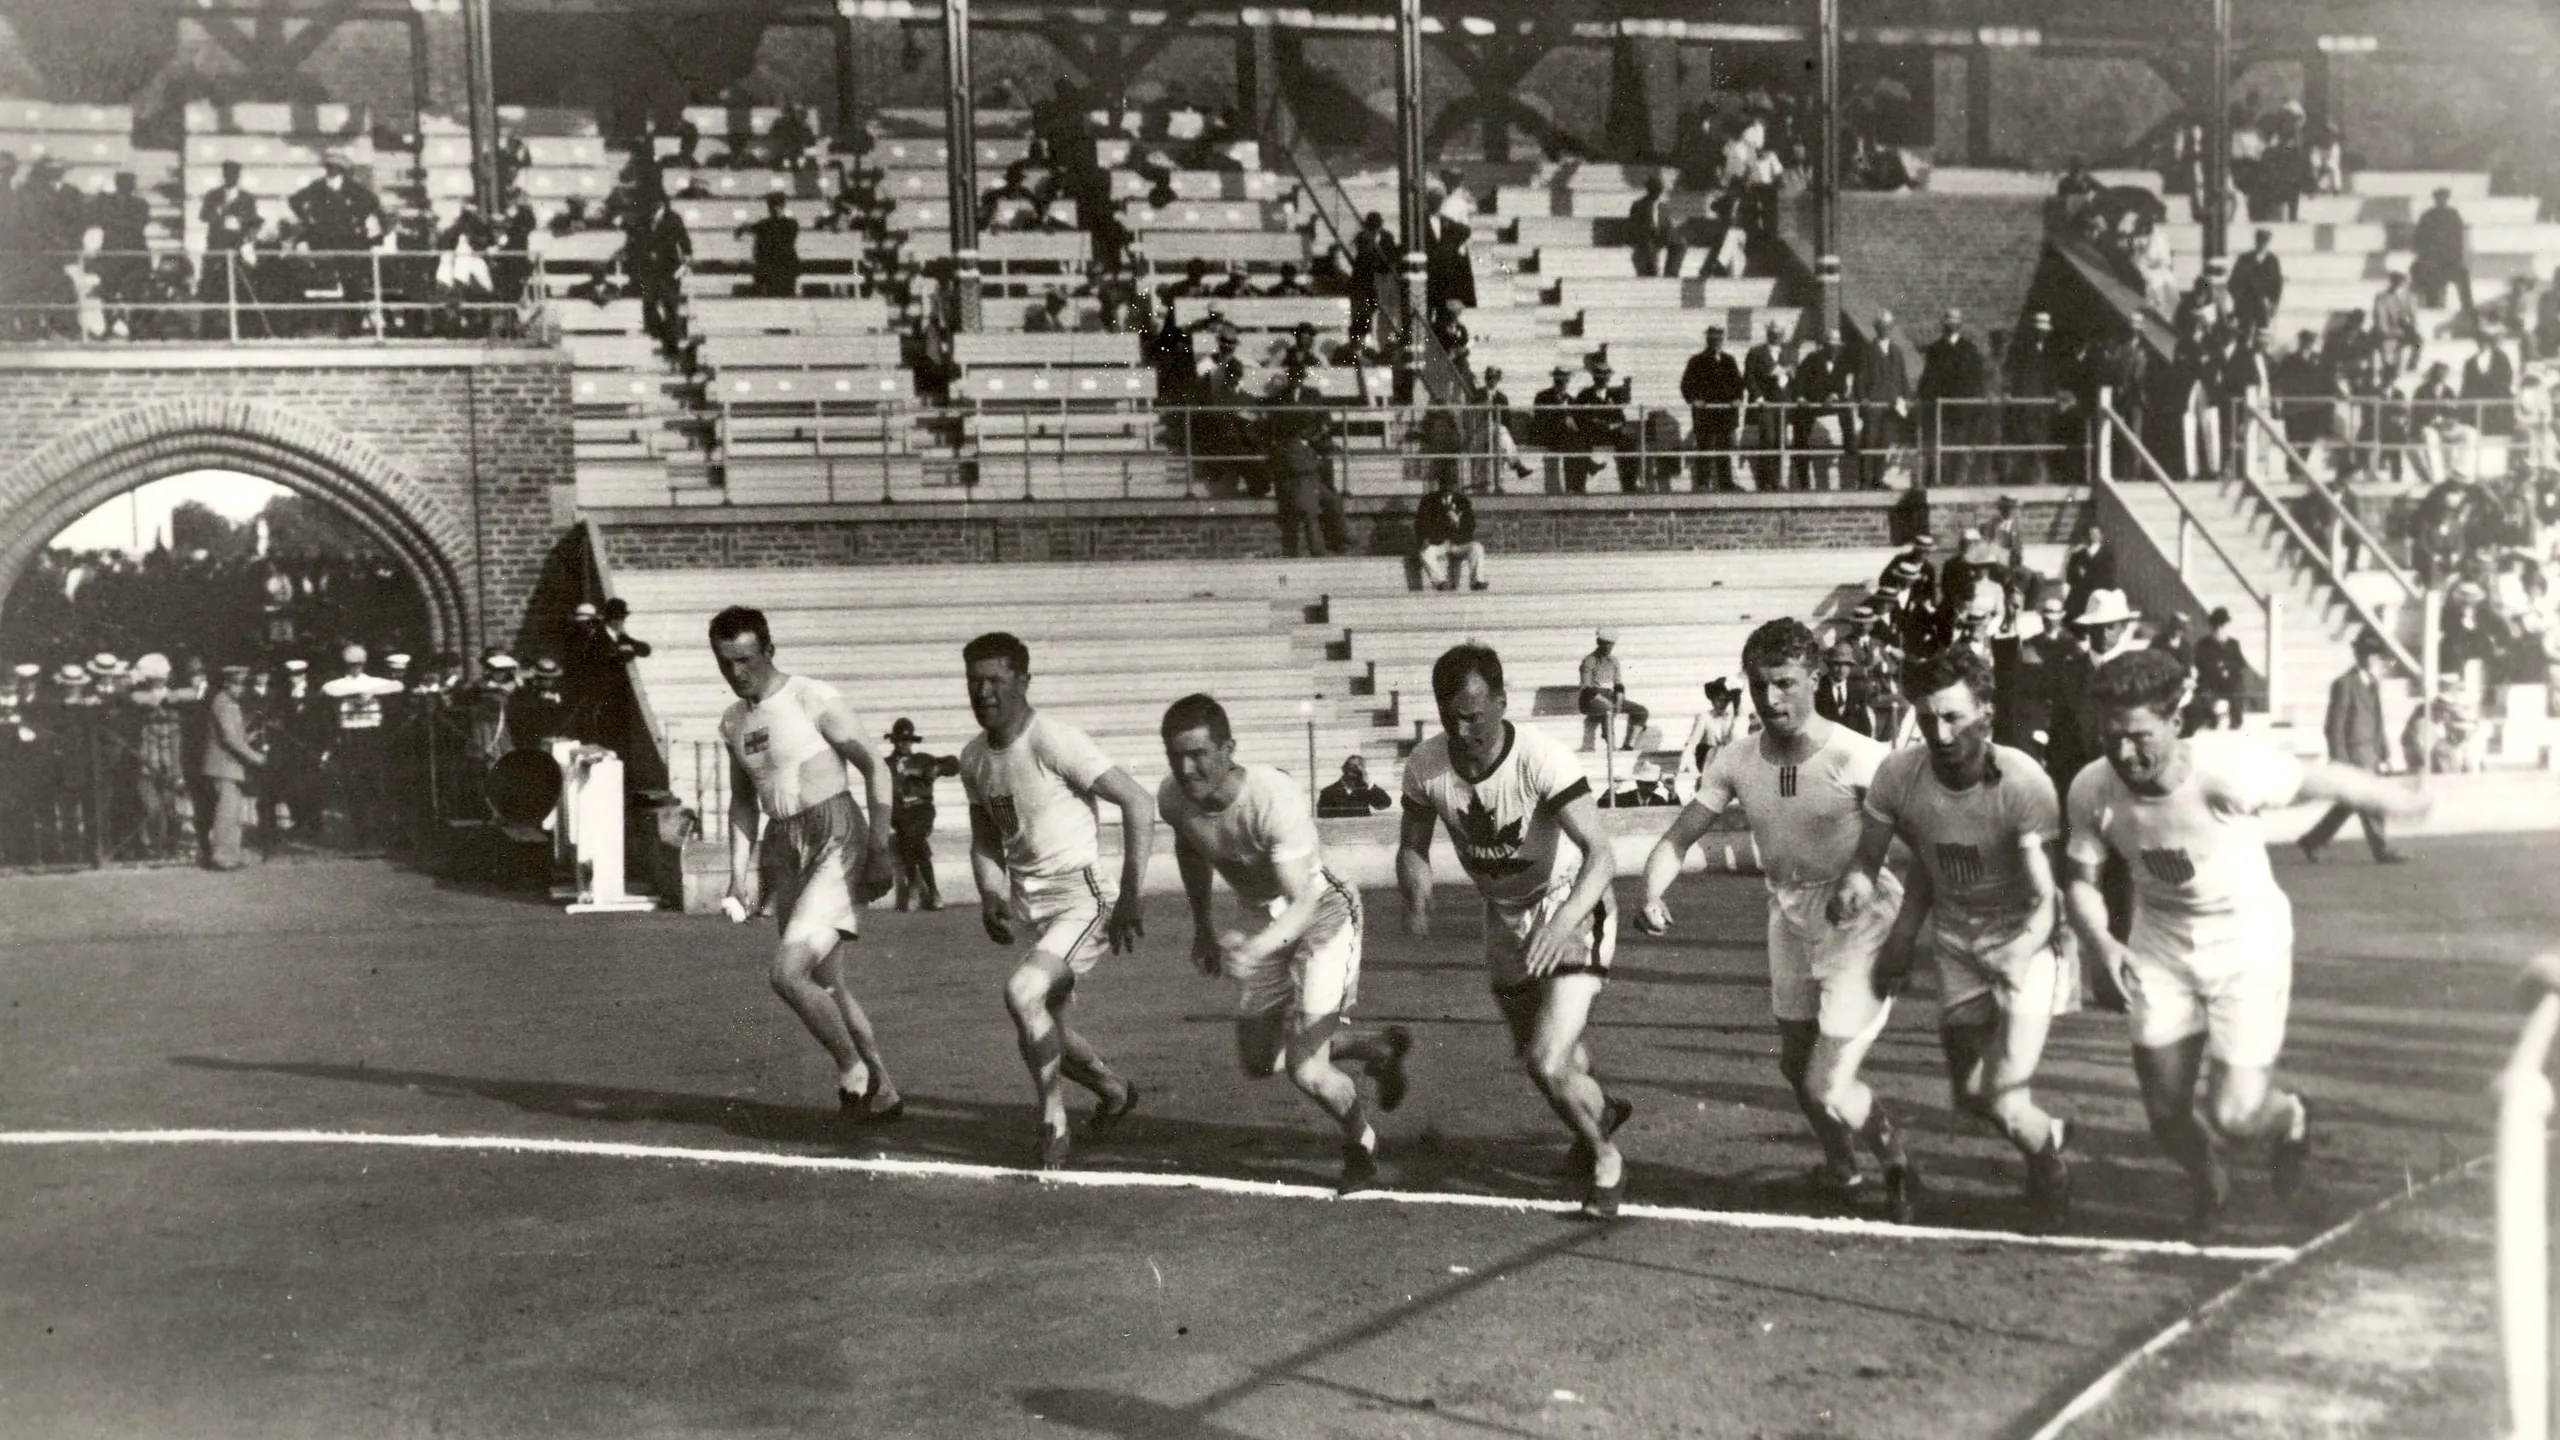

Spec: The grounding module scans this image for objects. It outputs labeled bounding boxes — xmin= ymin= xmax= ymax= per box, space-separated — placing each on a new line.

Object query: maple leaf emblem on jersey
xmin=1454 ymin=795 xmax=1530 ymax=876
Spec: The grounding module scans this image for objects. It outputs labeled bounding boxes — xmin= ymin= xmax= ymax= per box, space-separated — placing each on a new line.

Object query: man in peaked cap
xmin=1579 ymin=626 xmax=1650 ymax=752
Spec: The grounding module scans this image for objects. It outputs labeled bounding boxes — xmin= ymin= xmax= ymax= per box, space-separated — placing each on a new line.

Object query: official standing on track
xmin=1637 ymin=619 xmax=1918 ymax=1220
xmin=959 ymin=631 xmax=1155 ymax=1171
xmin=1158 ymin=693 xmax=1413 ymax=1194
xmin=2061 ymin=649 xmax=2429 ymax=1240
xmin=1397 ymin=643 xmax=1630 ymax=1218
xmin=886 ymin=717 xmax=960 ymax=911
xmin=711 ymin=604 xmax=905 ymax=1126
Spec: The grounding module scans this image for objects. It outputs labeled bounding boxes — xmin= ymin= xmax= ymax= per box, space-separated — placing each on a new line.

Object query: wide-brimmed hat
xmin=132 ymin=652 xmax=171 ymax=681
xmin=531 ymin=657 xmax=564 ymax=679
xmin=886 ymin=717 xmax=921 ymax=742
xmin=2073 ymin=589 xmax=2139 ymax=627
xmin=87 ymin=652 xmax=125 ymax=677
xmin=9 ymin=662 xmax=38 ymax=679
xmin=483 ymin=653 xmax=520 ymax=672
xmin=572 ymin=602 xmax=599 ymax=620
xmin=53 ymin=664 xmax=87 ymax=685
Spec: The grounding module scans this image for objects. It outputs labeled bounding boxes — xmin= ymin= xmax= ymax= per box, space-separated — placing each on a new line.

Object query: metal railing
xmin=0 ymin=248 xmax=546 ymax=343
xmin=2499 ymin=953 xmax=2560 ymax=1440
xmin=666 ymin=394 xmax=2083 ymax=505
xmin=2223 ymin=404 xmax=2426 ymax=686
xmin=2252 ymin=394 xmax=2543 ymax=488
xmin=2244 ymin=405 xmax=2421 ymax=598
xmin=2095 ymin=397 xmax=2286 ymax=716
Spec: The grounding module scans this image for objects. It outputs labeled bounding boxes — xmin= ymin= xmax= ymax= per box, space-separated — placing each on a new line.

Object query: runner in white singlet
xmin=1396 ymin=644 xmax=1629 ymax=1220
xmin=959 ymin=631 xmax=1155 ymax=1173
xmin=2061 ymin=648 xmax=2428 ymax=1240
xmin=1157 ymin=694 xmax=1413 ymax=1195
xmin=1638 ymin=619 xmax=1917 ymax=1220
xmin=710 ymin=605 xmax=903 ymax=1125
xmin=1832 ymin=643 xmax=2076 ymax=1233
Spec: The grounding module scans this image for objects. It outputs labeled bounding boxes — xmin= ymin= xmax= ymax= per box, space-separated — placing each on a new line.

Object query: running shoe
xmin=840 ymin=1072 xmax=905 ymax=1126
xmin=1578 ymin=1165 xmax=1625 ymax=1221
xmin=2183 ymin=1171 xmax=2230 ymax=1244
xmin=2271 ymin=1096 xmax=2312 ymax=1201
xmin=1088 ymin=1079 xmax=1140 ymax=1140
xmin=1337 ymin=1142 xmax=1380 ymax=1196
xmin=1035 ymin=1125 xmax=1072 ymax=1173
xmin=2024 ymin=1121 xmax=2073 ymax=1235
xmin=1883 ymin=1159 xmax=1924 ymax=1226
xmin=1370 ymin=1026 xmax=1414 ymax=1113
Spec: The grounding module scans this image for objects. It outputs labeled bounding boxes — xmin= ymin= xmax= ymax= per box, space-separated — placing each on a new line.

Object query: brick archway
xmin=0 ymin=398 xmax=476 ymax=653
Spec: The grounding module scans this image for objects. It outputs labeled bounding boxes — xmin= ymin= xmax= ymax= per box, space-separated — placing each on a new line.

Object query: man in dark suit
xmin=1855 ymin=310 xmax=1916 ymax=488
xmin=1422 ymin=207 xmax=1475 ymax=315
xmin=2230 ymin=229 xmax=2286 ymax=333
xmin=1917 ymin=308 xmax=1987 ymax=486
xmin=1627 ymin=172 xmax=1684 ymax=278
xmin=1265 ymin=364 xmax=1346 ymax=555
xmin=2002 ymin=311 xmax=2063 ymax=485
xmin=2297 ymin=632 xmax=2409 ymax=863
xmin=2459 ymin=327 xmax=2516 ymax=434
xmin=1348 ymin=212 xmax=1396 ymax=343
xmin=2411 ymin=186 xmax=2473 ymax=315
xmin=1680 ymin=325 xmax=1746 ymax=490
xmin=1740 ymin=321 xmax=1791 ymax=491
xmin=736 ymin=191 xmax=801 ymax=297
xmin=1530 ymin=363 xmax=1578 ymax=492
xmin=1813 ymin=643 xmax=1877 ymax=737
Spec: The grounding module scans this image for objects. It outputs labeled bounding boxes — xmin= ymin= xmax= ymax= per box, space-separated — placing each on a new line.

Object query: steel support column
xmin=1393 ymin=0 xmax=1427 ymax=368
xmin=942 ymin=0 xmax=983 ymax=331
xmin=833 ymin=7 xmax=861 ymax=138
xmin=461 ymin=0 xmax=499 ymax=213
xmin=1815 ymin=0 xmax=1841 ymax=338
xmin=2202 ymin=0 xmax=2232 ymax=264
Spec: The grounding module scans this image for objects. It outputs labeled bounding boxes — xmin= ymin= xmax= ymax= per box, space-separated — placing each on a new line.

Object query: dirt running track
xmin=0 ymin=834 xmax=2547 ymax=1439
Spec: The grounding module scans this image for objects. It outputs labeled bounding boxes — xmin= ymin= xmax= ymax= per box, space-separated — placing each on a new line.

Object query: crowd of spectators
xmin=0 ymin=552 xmax=652 ymax=871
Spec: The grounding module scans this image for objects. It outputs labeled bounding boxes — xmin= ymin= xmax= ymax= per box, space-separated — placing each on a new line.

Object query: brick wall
xmin=1837 ymin=193 xmax=2050 ymax=341
xmin=598 ymin=489 xmax=2091 ymax=572
xmin=0 ymin=349 xmax=575 ymax=660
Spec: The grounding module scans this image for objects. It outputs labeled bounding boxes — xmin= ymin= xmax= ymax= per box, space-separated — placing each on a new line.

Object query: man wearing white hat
xmin=1578 ymin=627 xmax=1649 ymax=752
xmin=128 ymin=655 xmax=188 ymax=857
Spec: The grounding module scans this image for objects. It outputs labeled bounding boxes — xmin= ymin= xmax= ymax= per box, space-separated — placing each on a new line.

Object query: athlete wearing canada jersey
xmin=1402 ymin=722 xmax=1614 ymax=992
xmin=2065 ymin=730 xmax=2304 ymax=1067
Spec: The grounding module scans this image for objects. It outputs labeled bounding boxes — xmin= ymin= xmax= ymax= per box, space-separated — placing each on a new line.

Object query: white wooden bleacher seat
xmin=952 ymin=332 xmax=1143 ymax=369
xmin=952 ymin=368 xmax=1157 ymax=405
xmin=712 ymin=370 xmax=916 ymax=406
xmin=1169 ymin=296 xmax=1350 ymax=332
xmin=687 ymin=295 xmax=892 ymax=334
xmin=694 ymin=332 xmax=906 ymax=372
xmin=1127 ymin=201 xmax=1291 ymax=232
xmin=1142 ymin=232 xmax=1307 ymax=268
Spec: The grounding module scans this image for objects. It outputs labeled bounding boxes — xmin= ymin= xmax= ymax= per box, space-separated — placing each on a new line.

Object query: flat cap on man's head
xmin=1594 ymin=626 xmax=1619 ymax=644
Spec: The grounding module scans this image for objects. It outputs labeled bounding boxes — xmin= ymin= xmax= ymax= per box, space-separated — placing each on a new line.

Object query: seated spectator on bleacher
xmin=980 ymin=161 xmax=1043 ymax=228
xmin=1024 ymin=290 xmax=1075 ymax=332
xmin=766 ymin=105 xmax=817 ymax=172
xmin=1432 ymin=298 xmax=1472 ymax=368
xmin=1315 ymin=756 xmax=1392 ymax=818
xmin=734 ymin=192 xmax=802 ymax=298
xmin=1686 ymin=678 xmax=1742 ymax=772
xmin=1212 ymin=263 xmax=1257 ymax=300
xmin=1628 ymin=172 xmax=1684 ymax=278
xmin=1481 ymin=367 xmax=1532 ymax=486
xmin=1414 ymin=467 xmax=1487 ymax=591
xmin=1579 ymin=628 xmax=1648 ymax=751
xmin=1163 ymin=258 xmax=1214 ymax=303
xmin=1269 ymin=264 xmax=1315 ymax=299
xmin=2374 ymin=271 xmax=2422 ymax=373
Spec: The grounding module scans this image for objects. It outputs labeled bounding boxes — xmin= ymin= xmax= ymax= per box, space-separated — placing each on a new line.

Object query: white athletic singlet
xmin=1159 ymin=764 xmax=1355 ymax=936
xmin=720 ymin=674 xmax=855 ymax=819
xmin=1865 ymin=743 xmax=2058 ymax=931
xmin=2065 ymin=732 xmax=2305 ymax=951
xmin=1691 ymin=724 xmax=1889 ymax=887
xmin=960 ymin=712 xmax=1117 ymax=882
xmin=1402 ymin=723 xmax=1591 ymax=909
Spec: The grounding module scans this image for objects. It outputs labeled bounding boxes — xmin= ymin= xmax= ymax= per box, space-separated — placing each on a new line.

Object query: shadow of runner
xmin=1021 ymin=1228 xmax=1598 ymax=1440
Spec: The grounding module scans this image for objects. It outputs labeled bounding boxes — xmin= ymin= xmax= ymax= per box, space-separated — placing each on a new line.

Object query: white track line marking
xmin=0 ymin=1128 xmax=2295 ymax=1263
xmin=2022 ymin=1151 xmax=2493 ymax=1440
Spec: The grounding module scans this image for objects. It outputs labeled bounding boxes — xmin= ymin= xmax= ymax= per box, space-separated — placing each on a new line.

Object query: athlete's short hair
xmin=1431 ymin=643 xmax=1505 ymax=705
xmin=2089 ymin=649 xmax=2190 ymax=719
xmin=1740 ymin=617 xmax=1824 ymax=676
xmin=1900 ymin=643 xmax=1995 ymax=705
xmin=962 ymin=630 xmax=1031 ymax=676
xmin=1160 ymin=692 xmax=1232 ymax=746
xmin=707 ymin=605 xmax=771 ymax=652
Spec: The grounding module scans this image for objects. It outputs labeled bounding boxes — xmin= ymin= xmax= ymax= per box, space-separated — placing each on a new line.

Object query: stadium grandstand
xmin=0 ymin=0 xmax=2556 ymax=1433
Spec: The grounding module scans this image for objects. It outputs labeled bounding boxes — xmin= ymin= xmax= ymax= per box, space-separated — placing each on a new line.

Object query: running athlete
xmin=959 ymin=631 xmax=1154 ymax=1171
xmin=1397 ymin=644 xmax=1629 ymax=1219
xmin=1158 ymin=694 xmax=1413 ymax=1194
xmin=1832 ymin=644 xmax=2075 ymax=1232
xmin=711 ymin=605 xmax=904 ymax=1124
xmin=2062 ymin=650 xmax=2427 ymax=1240
xmin=1637 ymin=619 xmax=1917 ymax=1221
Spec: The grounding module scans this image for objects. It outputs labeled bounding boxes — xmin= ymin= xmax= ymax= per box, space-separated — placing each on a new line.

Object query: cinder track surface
xmin=0 ymin=835 xmax=2543 ymax=1438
